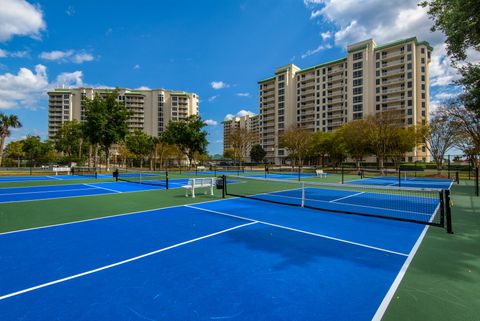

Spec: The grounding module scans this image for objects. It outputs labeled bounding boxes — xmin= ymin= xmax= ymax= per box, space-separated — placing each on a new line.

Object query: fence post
xmin=455 ymin=171 xmax=459 ymax=184
xmin=398 ymin=167 xmax=401 ymax=187
xmin=165 ymin=171 xmax=169 ymax=190
xmin=222 ymin=175 xmax=226 ymax=198
xmin=444 ymin=190 xmax=453 ymax=234
xmin=341 ymin=165 xmax=344 ymax=184
xmin=476 ymin=167 xmax=479 ymax=197
xmin=448 ymin=155 xmax=451 ymax=179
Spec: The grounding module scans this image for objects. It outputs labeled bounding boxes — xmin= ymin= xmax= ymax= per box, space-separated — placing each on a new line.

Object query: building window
xmin=353 ymin=62 xmax=363 ymax=70
xmin=407 ymin=44 xmax=412 ymax=51
xmin=353 ymin=52 xmax=363 ymax=60
xmin=278 ymin=74 xmax=285 ymax=81
xmin=353 ymin=70 xmax=363 ymax=78
xmin=353 ymin=79 xmax=363 ymax=86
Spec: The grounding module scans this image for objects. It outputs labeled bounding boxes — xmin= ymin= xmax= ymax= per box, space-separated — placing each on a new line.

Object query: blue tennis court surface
xmin=0 ymin=174 xmax=103 ymax=183
xmin=0 ymin=179 xmax=192 ymax=203
xmin=0 ymin=195 xmax=428 ymax=320
xmin=346 ymin=176 xmax=453 ymax=189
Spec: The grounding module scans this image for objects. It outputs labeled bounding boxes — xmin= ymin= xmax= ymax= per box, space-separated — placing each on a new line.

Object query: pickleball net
xmin=116 ymin=169 xmax=168 ymax=188
xmin=223 ymin=175 xmax=452 ymax=231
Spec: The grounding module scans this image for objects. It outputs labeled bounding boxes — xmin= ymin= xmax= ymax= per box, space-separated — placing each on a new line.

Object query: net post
xmin=165 ymin=171 xmax=169 ymax=190
xmin=398 ymin=167 xmax=401 ymax=187
xmin=301 ymin=182 xmax=305 ymax=207
xmin=222 ymin=175 xmax=226 ymax=198
xmin=444 ymin=189 xmax=453 ymax=234
xmin=439 ymin=191 xmax=445 ymax=227
xmin=298 ymin=166 xmax=301 ymax=182
xmin=341 ymin=165 xmax=344 ymax=184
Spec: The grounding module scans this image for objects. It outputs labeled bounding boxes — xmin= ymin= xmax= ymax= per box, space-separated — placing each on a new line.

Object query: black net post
xmin=341 ymin=165 xmax=344 ymax=184
xmin=398 ymin=167 xmax=401 ymax=187
xmin=439 ymin=191 xmax=445 ymax=227
xmin=448 ymin=155 xmax=451 ymax=179
xmin=444 ymin=189 xmax=453 ymax=234
xmin=476 ymin=167 xmax=479 ymax=197
xmin=222 ymin=175 xmax=226 ymax=197
xmin=165 ymin=172 xmax=169 ymax=190
xmin=298 ymin=166 xmax=301 ymax=182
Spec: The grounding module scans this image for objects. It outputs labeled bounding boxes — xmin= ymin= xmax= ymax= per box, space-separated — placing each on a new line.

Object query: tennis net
xmin=224 ymin=175 xmax=451 ymax=230
xmin=362 ymin=168 xmax=455 ymax=184
xmin=116 ymin=169 xmax=168 ymax=188
xmin=71 ymin=166 xmax=97 ymax=178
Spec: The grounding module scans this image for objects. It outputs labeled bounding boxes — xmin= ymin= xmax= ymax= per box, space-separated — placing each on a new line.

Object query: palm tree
xmin=0 ymin=113 xmax=22 ymax=166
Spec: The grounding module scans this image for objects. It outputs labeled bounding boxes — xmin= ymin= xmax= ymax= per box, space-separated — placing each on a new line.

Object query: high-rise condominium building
xmin=48 ymin=88 xmax=199 ymax=139
xmin=258 ymin=37 xmax=432 ymax=164
xmin=223 ymin=114 xmax=260 ymax=161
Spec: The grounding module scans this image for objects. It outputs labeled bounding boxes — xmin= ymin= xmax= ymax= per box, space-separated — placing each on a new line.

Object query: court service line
xmin=83 ymin=183 xmax=122 ymax=193
xmin=185 ymin=205 xmax=409 ymax=257
xmin=329 ymin=191 xmax=365 ymax=203
xmin=46 ymin=176 xmax=63 ymax=180
xmin=0 ymin=221 xmax=257 ymax=301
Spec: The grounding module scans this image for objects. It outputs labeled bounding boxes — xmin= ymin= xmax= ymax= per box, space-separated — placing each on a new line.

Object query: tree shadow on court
xmin=220 ymin=224 xmax=403 ymax=272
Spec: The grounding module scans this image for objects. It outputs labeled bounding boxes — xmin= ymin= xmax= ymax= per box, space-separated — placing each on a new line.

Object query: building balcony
xmin=382 ymin=77 xmax=405 ymax=85
xmin=327 ymin=82 xmax=344 ymax=90
xmin=383 ymin=87 xmax=405 ymax=94
xmin=328 ymin=67 xmax=344 ymax=76
xmin=327 ymin=75 xmax=343 ymax=82
xmin=328 ymin=98 xmax=343 ymax=104
xmin=381 ymin=50 xmax=405 ymax=61
xmin=381 ymin=59 xmax=405 ymax=69
xmin=381 ymin=68 xmax=405 ymax=77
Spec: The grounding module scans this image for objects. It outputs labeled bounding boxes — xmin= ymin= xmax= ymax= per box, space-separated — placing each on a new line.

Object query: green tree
xmin=278 ymin=127 xmax=314 ymax=166
xmin=22 ymin=136 xmax=56 ymax=166
xmin=126 ymin=130 xmax=153 ymax=168
xmin=0 ymin=113 xmax=22 ymax=166
xmin=53 ymin=120 xmax=85 ymax=162
xmin=250 ymin=144 xmax=266 ymax=163
xmin=4 ymin=140 xmax=25 ymax=167
xmin=83 ymin=90 xmax=131 ymax=169
xmin=162 ymin=115 xmax=208 ymax=167
xmin=223 ymin=148 xmax=235 ymax=160
xmin=339 ymin=120 xmax=371 ymax=168
xmin=421 ymin=0 xmax=480 ymax=114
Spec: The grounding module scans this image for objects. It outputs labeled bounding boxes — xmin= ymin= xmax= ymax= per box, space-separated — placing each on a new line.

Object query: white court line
xmin=185 ymin=205 xmax=409 ymax=257
xmin=46 ymin=176 xmax=62 ymax=180
xmin=0 ymin=195 xmax=236 ymax=236
xmin=371 ymin=224 xmax=430 ymax=321
xmin=329 ymin=191 xmax=365 ymax=203
xmin=83 ymin=183 xmax=121 ymax=193
xmin=0 ymin=187 xmax=96 ymax=197
xmin=0 ymin=221 xmax=257 ymax=301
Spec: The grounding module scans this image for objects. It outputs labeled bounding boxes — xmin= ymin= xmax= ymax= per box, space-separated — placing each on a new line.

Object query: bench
xmin=315 ymin=169 xmax=327 ymax=178
xmin=182 ymin=177 xmax=215 ymax=198
xmin=52 ymin=166 xmax=71 ymax=176
xmin=196 ymin=166 xmax=206 ymax=171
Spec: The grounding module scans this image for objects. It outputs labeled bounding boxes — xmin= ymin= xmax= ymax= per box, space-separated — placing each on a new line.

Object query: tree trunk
xmin=0 ymin=136 xmax=5 ymax=167
xmin=105 ymin=147 xmax=110 ymax=171
xmin=88 ymin=145 xmax=93 ymax=167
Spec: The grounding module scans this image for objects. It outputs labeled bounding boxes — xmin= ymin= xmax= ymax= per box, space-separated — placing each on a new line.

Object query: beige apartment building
xmin=48 ymin=88 xmax=199 ymax=139
xmin=258 ymin=37 xmax=432 ymax=164
xmin=223 ymin=114 xmax=260 ymax=162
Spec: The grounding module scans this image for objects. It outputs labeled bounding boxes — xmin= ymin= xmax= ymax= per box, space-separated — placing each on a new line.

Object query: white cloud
xmin=301 ymin=44 xmax=331 ymax=59
xmin=0 ymin=64 xmax=48 ymax=109
xmin=136 ymin=86 xmax=151 ymax=90
xmin=39 ymin=50 xmax=95 ymax=64
xmin=55 ymin=71 xmax=84 ymax=88
xmin=0 ymin=0 xmax=46 ymax=42
xmin=205 ymin=119 xmax=218 ymax=126
xmin=303 ymin=0 xmax=471 ymax=96
xmin=236 ymin=92 xmax=250 ymax=97
xmin=0 ymin=48 xmax=29 ymax=58
xmin=321 ymin=31 xmax=331 ymax=41
xmin=224 ymin=109 xmax=256 ymax=121
xmin=133 ymin=64 xmax=140 ymax=70
xmin=208 ymin=95 xmax=219 ymax=102
xmin=65 ymin=5 xmax=75 ymax=16
xmin=211 ymin=81 xmax=229 ymax=90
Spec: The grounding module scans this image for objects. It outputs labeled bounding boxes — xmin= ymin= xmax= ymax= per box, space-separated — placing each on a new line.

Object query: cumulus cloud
xmin=303 ymin=0 xmax=472 ymax=94
xmin=205 ymin=119 xmax=218 ymax=126
xmin=236 ymin=92 xmax=250 ymax=97
xmin=39 ymin=50 xmax=95 ymax=64
xmin=321 ymin=31 xmax=331 ymax=41
xmin=136 ymin=86 xmax=151 ymax=90
xmin=0 ymin=64 xmax=91 ymax=110
xmin=0 ymin=64 xmax=48 ymax=109
xmin=211 ymin=81 xmax=229 ymax=90
xmin=133 ymin=64 xmax=140 ymax=70
xmin=0 ymin=0 xmax=46 ymax=42
xmin=224 ymin=109 xmax=256 ymax=121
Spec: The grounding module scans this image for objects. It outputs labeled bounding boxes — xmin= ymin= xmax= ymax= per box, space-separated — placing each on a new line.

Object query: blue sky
xmin=0 ymin=0 xmax=469 ymax=155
